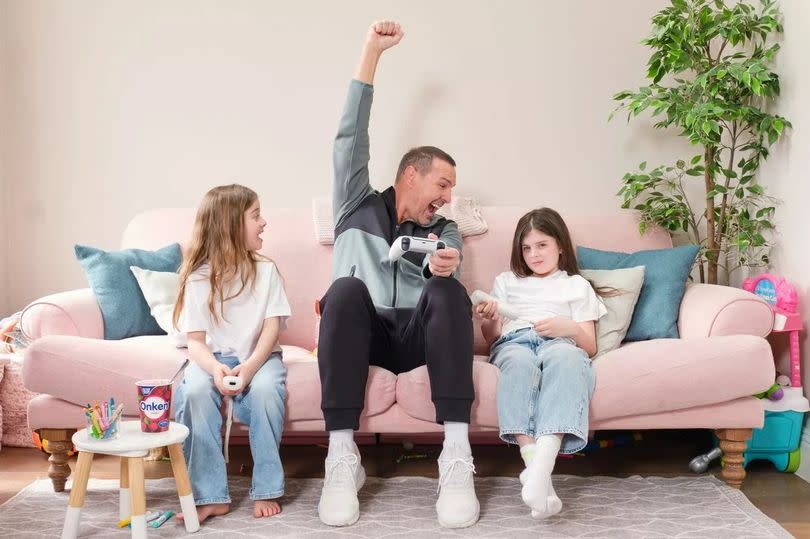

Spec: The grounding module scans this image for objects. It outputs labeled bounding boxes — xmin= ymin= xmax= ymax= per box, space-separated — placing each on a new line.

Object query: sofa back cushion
xmin=122 ymin=207 xmax=671 ymax=354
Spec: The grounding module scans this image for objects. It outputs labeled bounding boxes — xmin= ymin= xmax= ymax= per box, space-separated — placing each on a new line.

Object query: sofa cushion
xmin=129 ymin=267 xmax=180 ymax=334
xmin=395 ymin=335 xmax=773 ymax=427
xmin=22 ymin=336 xmax=397 ymax=424
xmin=75 ymin=243 xmax=182 ymax=340
xmin=580 ymin=266 xmax=645 ymax=356
xmin=577 ymin=244 xmax=698 ymax=341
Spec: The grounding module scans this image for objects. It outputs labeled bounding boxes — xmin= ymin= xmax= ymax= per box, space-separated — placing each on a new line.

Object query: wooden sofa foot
xmin=715 ymin=428 xmax=752 ymax=489
xmin=40 ymin=428 xmax=76 ymax=492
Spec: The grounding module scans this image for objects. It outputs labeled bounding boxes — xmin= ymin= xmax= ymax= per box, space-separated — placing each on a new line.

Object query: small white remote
xmin=223 ymin=375 xmax=243 ymax=390
xmin=470 ymin=290 xmax=530 ymax=322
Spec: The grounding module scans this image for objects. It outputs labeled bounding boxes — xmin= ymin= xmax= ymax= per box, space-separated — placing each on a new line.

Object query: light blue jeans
xmin=490 ymin=328 xmax=595 ymax=454
xmin=174 ymin=352 xmax=286 ymax=504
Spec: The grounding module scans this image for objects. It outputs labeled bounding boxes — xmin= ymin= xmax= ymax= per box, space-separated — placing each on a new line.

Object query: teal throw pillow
xmin=577 ymin=244 xmax=699 ymax=341
xmin=75 ymin=243 xmax=182 ymax=340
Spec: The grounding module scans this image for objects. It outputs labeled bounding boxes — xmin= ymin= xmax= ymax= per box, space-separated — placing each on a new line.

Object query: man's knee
xmin=321 ymin=277 xmax=371 ymax=316
xmin=422 ymin=277 xmax=470 ymax=311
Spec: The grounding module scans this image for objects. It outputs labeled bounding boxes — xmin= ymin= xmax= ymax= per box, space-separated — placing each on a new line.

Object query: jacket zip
xmin=392 ymin=224 xmax=400 ymax=307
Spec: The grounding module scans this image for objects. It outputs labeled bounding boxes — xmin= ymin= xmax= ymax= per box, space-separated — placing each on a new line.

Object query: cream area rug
xmin=0 ymin=475 xmax=791 ymax=538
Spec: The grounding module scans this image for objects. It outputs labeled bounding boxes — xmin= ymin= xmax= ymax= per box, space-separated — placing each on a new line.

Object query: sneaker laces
xmin=437 ymin=456 xmax=476 ymax=493
xmin=325 ymin=453 xmax=360 ymax=490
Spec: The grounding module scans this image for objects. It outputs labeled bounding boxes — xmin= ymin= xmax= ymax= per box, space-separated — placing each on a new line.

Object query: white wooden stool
xmin=61 ymin=421 xmax=200 ymax=538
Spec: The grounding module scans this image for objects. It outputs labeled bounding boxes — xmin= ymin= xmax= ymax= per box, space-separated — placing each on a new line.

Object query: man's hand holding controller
xmin=388 ymin=234 xmax=460 ymax=278
xmin=426 ymin=233 xmax=460 ymax=277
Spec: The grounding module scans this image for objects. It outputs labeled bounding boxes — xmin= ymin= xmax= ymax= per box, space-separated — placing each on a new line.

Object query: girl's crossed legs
xmin=491 ymin=329 xmax=595 ymax=518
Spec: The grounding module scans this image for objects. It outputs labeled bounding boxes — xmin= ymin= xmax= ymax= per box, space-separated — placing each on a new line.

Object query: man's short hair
xmin=395 ymin=146 xmax=456 ymax=182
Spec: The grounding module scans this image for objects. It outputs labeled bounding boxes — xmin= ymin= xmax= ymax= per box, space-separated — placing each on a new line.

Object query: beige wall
xmin=1 ymin=0 xmax=691 ymax=313
xmin=1 ymin=2 xmax=8 ymax=315
xmin=757 ymin=0 xmax=810 ymax=389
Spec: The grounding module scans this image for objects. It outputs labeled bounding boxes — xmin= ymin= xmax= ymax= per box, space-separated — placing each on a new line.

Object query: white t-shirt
xmin=490 ymin=270 xmax=607 ymax=337
xmin=180 ymin=260 xmax=291 ymax=362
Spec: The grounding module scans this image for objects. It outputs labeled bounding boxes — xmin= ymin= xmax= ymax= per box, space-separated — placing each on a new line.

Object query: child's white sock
xmin=521 ymin=434 xmax=562 ymax=518
xmin=443 ymin=421 xmax=471 ymax=454
xmin=519 ymin=443 xmax=563 ymax=518
xmin=327 ymin=429 xmax=356 ymax=458
xmin=520 ymin=443 xmax=537 ymax=467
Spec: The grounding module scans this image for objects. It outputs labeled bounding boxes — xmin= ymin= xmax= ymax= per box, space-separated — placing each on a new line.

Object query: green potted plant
xmin=611 ymin=0 xmax=790 ymax=284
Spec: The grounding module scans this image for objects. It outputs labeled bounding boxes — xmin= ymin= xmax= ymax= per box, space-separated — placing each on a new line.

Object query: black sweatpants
xmin=317 ymin=276 xmax=474 ymax=431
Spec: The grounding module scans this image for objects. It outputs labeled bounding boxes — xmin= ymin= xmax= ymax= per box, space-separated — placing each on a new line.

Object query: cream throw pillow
xmin=129 ymin=266 xmax=180 ymax=334
xmin=580 ymin=266 xmax=645 ymax=357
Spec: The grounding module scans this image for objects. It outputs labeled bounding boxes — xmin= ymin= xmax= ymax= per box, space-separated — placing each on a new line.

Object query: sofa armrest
xmin=21 ymin=288 xmax=104 ymax=340
xmin=678 ymin=283 xmax=773 ymax=338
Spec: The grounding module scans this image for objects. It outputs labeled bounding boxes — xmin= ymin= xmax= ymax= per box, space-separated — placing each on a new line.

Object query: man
xmin=317 ymin=20 xmax=478 ymax=529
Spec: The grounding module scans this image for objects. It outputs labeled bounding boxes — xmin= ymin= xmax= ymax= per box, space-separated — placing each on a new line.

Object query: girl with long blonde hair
xmin=173 ymin=184 xmax=290 ymax=523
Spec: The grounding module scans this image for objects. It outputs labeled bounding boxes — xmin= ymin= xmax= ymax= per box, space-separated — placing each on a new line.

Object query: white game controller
xmin=388 ymin=236 xmax=446 ymax=262
xmin=470 ymin=290 xmax=533 ymax=322
xmin=223 ymin=375 xmax=243 ymax=391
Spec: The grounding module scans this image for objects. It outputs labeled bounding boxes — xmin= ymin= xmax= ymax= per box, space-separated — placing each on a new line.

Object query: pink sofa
xmin=22 ymin=207 xmax=775 ymax=491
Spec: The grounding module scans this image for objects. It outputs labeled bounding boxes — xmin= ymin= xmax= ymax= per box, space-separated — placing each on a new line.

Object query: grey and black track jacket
xmin=331 ymin=80 xmax=462 ymax=309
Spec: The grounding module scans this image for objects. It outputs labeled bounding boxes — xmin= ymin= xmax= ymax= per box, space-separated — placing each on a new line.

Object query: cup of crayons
xmin=84 ymin=398 xmax=123 ymax=440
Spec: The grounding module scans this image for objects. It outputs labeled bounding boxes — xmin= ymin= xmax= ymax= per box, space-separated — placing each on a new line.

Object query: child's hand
xmin=534 ymin=316 xmax=579 ymax=338
xmin=474 ymin=299 xmax=500 ymax=321
xmin=213 ymin=363 xmax=241 ymax=396
xmin=232 ymin=362 xmax=258 ymax=390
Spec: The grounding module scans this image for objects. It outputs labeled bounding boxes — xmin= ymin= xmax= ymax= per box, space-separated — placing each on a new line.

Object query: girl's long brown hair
xmin=173 ymin=184 xmax=260 ymax=328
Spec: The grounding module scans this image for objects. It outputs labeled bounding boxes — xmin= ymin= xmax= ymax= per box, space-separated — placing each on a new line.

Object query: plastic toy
xmin=689 ymin=447 xmax=722 ymax=473
xmin=743 ymin=273 xmax=801 ymax=387
xmin=580 ymin=432 xmax=642 ymax=453
xmin=741 ymin=273 xmax=809 ymax=472
xmin=754 ymin=382 xmax=784 ymax=401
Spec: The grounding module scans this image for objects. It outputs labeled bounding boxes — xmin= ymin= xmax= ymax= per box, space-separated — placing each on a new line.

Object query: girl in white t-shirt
xmin=171 ymin=184 xmax=291 ymax=524
xmin=475 ymin=208 xmax=606 ymax=520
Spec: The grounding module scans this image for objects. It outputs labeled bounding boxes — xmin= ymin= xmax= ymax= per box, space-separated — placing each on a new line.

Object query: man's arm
xmin=333 ymin=21 xmax=405 ymax=229
xmin=353 ymin=21 xmax=403 ymax=85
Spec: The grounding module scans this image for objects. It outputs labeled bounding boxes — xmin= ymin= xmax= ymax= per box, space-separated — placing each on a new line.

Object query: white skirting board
xmin=796 ymin=426 xmax=810 ymax=483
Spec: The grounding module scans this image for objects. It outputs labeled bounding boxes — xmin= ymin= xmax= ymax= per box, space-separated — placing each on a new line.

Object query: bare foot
xmin=253 ymin=499 xmax=282 ymax=518
xmin=177 ymin=502 xmax=230 ymax=523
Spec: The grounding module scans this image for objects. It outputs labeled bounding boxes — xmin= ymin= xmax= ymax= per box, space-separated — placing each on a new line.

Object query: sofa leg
xmin=715 ymin=428 xmax=752 ymax=489
xmin=40 ymin=428 xmax=76 ymax=492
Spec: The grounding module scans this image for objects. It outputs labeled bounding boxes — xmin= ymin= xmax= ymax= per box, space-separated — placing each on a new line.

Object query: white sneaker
xmin=519 ymin=468 xmax=562 ymax=519
xmin=318 ymin=448 xmax=366 ymax=526
xmin=436 ymin=444 xmax=479 ymax=528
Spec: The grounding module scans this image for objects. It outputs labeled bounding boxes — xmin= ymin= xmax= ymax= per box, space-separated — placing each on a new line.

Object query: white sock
xmin=327 ymin=429 xmax=355 ymax=458
xmin=520 ymin=443 xmax=537 ymax=467
xmin=443 ymin=422 xmax=471 ymax=454
xmin=519 ymin=443 xmax=563 ymax=518
xmin=522 ymin=434 xmax=562 ymax=516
